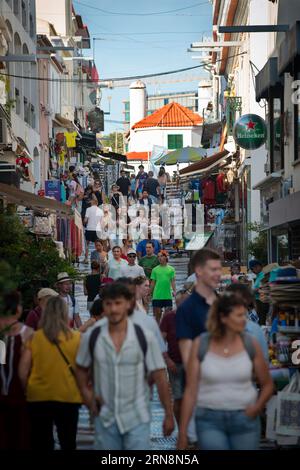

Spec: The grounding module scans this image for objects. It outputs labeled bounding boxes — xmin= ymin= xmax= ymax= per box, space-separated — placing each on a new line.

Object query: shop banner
xmin=233 ymin=114 xmax=267 ymax=150
xmin=45 ymin=180 xmax=61 ymax=201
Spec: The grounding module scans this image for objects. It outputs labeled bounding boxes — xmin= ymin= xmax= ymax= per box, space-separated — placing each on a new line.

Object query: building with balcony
xmin=254 ymin=0 xmax=300 ymax=263
xmin=0 ymin=0 xmax=40 ymax=191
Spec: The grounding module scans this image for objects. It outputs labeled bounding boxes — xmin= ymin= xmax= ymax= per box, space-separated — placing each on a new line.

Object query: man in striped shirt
xmin=76 ymin=282 xmax=174 ymax=450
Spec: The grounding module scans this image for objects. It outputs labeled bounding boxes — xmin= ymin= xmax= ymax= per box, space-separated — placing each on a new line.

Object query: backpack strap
xmin=89 ymin=326 xmax=102 ymax=361
xmin=198 ymin=332 xmax=211 ymax=363
xmin=198 ymin=332 xmax=256 ymax=363
xmin=240 ymin=332 xmax=256 ymax=362
xmin=133 ymin=324 xmax=148 ymax=376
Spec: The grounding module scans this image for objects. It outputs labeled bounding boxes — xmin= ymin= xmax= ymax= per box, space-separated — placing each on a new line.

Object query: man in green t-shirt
xmin=139 ymin=242 xmax=160 ymax=279
xmin=151 ymin=251 xmax=176 ymax=323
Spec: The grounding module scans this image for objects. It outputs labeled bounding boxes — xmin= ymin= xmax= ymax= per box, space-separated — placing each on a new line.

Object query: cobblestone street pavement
xmin=75 ymin=254 xmax=189 ymax=450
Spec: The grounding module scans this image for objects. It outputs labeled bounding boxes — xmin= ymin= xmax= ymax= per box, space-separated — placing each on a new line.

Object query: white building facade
xmin=1 ymin=0 xmax=40 ymax=191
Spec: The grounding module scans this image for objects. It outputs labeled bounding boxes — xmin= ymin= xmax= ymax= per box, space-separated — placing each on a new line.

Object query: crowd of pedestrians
xmin=5 ymin=99 xmax=300 ymax=452
xmin=0 ymin=236 xmax=275 ymax=450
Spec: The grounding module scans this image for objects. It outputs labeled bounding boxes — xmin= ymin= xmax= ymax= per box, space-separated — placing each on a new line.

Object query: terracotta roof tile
xmin=126 ymin=151 xmax=150 ymax=161
xmin=132 ymin=102 xmax=203 ymax=129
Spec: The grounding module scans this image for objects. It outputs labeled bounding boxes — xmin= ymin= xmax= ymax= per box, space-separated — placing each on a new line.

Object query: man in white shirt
xmin=84 ymin=196 xmax=103 ymax=262
xmin=56 ymin=272 xmax=82 ymax=328
xmin=75 ymin=282 xmax=174 ymax=450
xmin=120 ymin=249 xmax=145 ymax=279
xmin=105 ymin=246 xmax=128 ymax=280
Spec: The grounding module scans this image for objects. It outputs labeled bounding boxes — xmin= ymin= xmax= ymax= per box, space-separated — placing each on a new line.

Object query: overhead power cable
xmin=0 ymin=51 xmax=247 ymax=84
xmin=73 ymin=0 xmax=209 ymax=16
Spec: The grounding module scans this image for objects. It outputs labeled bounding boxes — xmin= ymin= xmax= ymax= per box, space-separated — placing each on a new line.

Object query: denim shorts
xmin=195 ymin=407 xmax=261 ymax=450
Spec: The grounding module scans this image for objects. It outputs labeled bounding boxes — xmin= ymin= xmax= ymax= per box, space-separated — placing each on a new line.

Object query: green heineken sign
xmin=233 ymin=114 xmax=267 ymax=150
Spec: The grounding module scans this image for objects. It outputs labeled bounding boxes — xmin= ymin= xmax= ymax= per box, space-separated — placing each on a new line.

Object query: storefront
xmin=179 ymin=149 xmax=247 ymax=264
xmin=255 ymin=31 xmax=300 ymax=263
xmin=0 ymin=182 xmax=83 ymax=260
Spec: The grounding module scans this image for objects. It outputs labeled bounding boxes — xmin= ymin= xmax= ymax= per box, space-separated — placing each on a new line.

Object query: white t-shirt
xmin=120 ymin=263 xmax=145 ymax=279
xmin=108 ymin=258 xmax=128 ymax=280
xmin=61 ymin=294 xmax=77 ymax=320
xmin=85 ymin=205 xmax=103 ymax=231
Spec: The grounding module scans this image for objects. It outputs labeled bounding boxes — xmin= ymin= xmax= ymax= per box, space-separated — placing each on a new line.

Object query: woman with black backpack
xmin=177 ymin=292 xmax=273 ymax=450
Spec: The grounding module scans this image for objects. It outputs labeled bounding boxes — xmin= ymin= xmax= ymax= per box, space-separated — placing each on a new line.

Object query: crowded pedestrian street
xmin=75 ymin=254 xmax=188 ymax=450
xmin=1 ymin=0 xmax=300 ymax=459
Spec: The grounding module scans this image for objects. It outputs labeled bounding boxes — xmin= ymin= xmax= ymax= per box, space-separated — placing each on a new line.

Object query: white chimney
xmin=198 ymin=80 xmax=212 ymax=119
xmin=129 ymin=80 xmax=147 ymax=129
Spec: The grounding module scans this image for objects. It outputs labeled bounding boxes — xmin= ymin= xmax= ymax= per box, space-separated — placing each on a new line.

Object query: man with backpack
xmin=75 ymin=282 xmax=174 ymax=450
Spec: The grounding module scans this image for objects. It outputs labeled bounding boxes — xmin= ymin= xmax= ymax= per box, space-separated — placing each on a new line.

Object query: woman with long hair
xmin=19 ymin=296 xmax=82 ymax=451
xmin=0 ymin=291 xmax=33 ymax=449
xmin=135 ymin=275 xmax=150 ymax=312
xmin=177 ymin=293 xmax=273 ymax=450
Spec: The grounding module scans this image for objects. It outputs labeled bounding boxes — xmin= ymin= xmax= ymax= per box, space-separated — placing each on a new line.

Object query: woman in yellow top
xmin=19 ymin=296 xmax=82 ymax=450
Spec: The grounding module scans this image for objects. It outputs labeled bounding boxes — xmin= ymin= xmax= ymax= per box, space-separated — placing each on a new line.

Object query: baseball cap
xmin=37 ymin=288 xmax=59 ymax=300
xmin=127 ymin=249 xmax=137 ymax=256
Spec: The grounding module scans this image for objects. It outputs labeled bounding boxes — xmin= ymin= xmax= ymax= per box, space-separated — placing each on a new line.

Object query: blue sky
xmin=73 ymin=0 xmax=213 ymax=133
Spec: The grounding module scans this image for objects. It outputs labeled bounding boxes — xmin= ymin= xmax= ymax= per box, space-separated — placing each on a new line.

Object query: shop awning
xmin=185 ymin=231 xmax=213 ymax=251
xmin=252 ymin=172 xmax=282 ymax=190
xmin=53 ymin=114 xmax=78 ymax=131
xmin=123 ymin=164 xmax=135 ymax=171
xmin=278 ymin=21 xmax=300 ymax=75
xmin=179 ymin=150 xmax=230 ymax=178
xmin=0 ymin=182 xmax=72 ymax=216
xmin=255 ymin=57 xmax=283 ymax=101
xmin=77 ymin=132 xmax=97 ymax=149
xmin=99 ymin=151 xmax=127 ymax=163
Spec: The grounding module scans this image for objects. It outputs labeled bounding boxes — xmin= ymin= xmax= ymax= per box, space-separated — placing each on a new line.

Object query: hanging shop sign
xmin=45 ymin=180 xmax=61 ymax=201
xmin=233 ymin=114 xmax=267 ymax=150
xmin=87 ymin=107 xmax=104 ymax=133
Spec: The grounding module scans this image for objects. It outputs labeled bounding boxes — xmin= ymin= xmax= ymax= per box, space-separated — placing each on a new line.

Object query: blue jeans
xmin=94 ymin=418 xmax=151 ymax=450
xmin=195 ymin=408 xmax=261 ymax=450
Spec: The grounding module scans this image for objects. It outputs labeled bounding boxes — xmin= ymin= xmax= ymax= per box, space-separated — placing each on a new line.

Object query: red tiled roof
xmin=126 ymin=151 xmax=150 ymax=161
xmin=132 ymin=102 xmax=203 ymax=129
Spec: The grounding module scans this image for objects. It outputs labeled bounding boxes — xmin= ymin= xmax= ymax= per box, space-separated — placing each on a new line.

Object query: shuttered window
xmin=168 ymin=134 xmax=183 ymax=149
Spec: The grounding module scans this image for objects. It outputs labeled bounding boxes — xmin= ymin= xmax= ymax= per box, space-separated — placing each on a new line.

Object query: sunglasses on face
xmin=128 ymin=254 xmax=136 ymax=258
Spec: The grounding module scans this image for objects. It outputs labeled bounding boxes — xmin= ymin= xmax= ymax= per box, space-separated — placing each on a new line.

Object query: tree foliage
xmin=247 ymin=222 xmax=268 ymax=265
xmin=0 ymin=211 xmax=78 ymax=314
xmin=101 ymin=132 xmax=124 ymax=154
